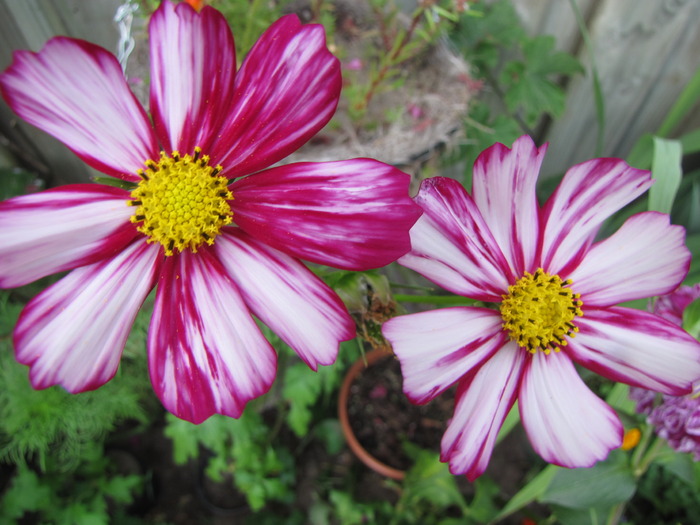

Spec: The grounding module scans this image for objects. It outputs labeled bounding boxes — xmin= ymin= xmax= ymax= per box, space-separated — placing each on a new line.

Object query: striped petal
xmin=567 ymin=307 xmax=700 ymax=395
xmin=0 ymin=185 xmax=138 ymax=288
xmin=0 ymin=37 xmax=157 ymax=180
xmin=230 ymin=159 xmax=420 ymax=270
xmin=382 ymin=307 xmax=507 ymax=404
xmin=566 ymin=212 xmax=690 ymax=306
xmin=520 ymin=351 xmax=623 ymax=468
xmin=540 ymin=159 xmax=652 ymax=275
xmin=214 ymin=229 xmax=354 ymax=369
xmin=148 ymin=0 xmax=236 ymax=154
xmin=148 ymin=249 xmax=277 ymax=424
xmin=14 ymin=239 xmax=159 ymax=392
xmin=398 ymin=176 xmax=511 ymax=301
xmin=471 ymin=136 xmax=545 ymax=276
xmin=211 ymin=15 xmax=341 ymax=176
xmin=441 ymin=343 xmax=526 ymax=480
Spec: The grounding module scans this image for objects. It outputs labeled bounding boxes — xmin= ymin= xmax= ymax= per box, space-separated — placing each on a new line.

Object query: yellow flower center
xmin=500 ymin=268 xmax=583 ymax=354
xmin=129 ymin=147 xmax=232 ymax=256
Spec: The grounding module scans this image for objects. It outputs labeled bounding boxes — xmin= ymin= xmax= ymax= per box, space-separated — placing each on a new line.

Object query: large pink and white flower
xmin=382 ymin=135 xmax=700 ymax=479
xmin=0 ymin=1 xmax=421 ymax=423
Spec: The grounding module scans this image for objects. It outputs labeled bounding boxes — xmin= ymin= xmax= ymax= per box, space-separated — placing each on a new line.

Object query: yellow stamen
xmin=500 ymin=268 xmax=583 ymax=354
xmin=128 ymin=147 xmax=232 ymax=256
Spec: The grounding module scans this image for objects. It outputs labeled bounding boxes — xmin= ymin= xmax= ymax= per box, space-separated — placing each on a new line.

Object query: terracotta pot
xmin=338 ymin=348 xmax=406 ymax=481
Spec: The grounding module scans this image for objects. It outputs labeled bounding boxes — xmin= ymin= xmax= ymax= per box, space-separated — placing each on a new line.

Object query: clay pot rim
xmin=337 ymin=347 xmax=406 ymax=481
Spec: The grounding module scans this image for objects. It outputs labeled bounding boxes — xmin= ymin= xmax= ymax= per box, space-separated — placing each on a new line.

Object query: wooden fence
xmin=1 ymin=0 xmax=699 ymax=183
xmin=514 ymin=0 xmax=700 ymax=175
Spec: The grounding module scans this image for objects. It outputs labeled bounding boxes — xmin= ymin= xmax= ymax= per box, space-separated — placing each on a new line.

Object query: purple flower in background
xmin=631 ymin=284 xmax=700 ymax=459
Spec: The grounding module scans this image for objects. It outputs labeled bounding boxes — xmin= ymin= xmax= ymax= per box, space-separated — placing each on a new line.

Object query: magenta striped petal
xmin=230 ymin=159 xmax=421 ymax=270
xmin=520 ymin=351 xmax=623 ymax=468
xmin=148 ymin=249 xmax=277 ymax=424
xmin=210 ymin=15 xmax=341 ymax=175
xmin=441 ymin=343 xmax=525 ymax=480
xmin=383 ymin=307 xmax=507 ymax=404
xmin=567 ymin=307 xmax=700 ymax=395
xmin=567 ymin=212 xmax=690 ymax=306
xmin=148 ymin=0 xmax=236 ymax=154
xmin=0 ymin=185 xmax=138 ymax=287
xmin=14 ymin=239 xmax=159 ymax=392
xmin=214 ymin=229 xmax=354 ymax=369
xmin=398 ymin=177 xmax=511 ymax=301
xmin=540 ymin=159 xmax=652 ymax=275
xmin=472 ymin=136 xmax=545 ymax=276
xmin=0 ymin=37 xmax=157 ymax=180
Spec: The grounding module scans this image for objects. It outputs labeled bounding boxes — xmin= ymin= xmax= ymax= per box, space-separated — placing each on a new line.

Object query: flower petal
xmin=230 ymin=159 xmax=421 ymax=270
xmin=567 ymin=212 xmax=691 ymax=306
xmin=382 ymin=307 xmax=507 ymax=404
xmin=567 ymin=307 xmax=700 ymax=395
xmin=540 ymin=159 xmax=652 ymax=275
xmin=211 ymin=15 xmax=341 ymax=176
xmin=148 ymin=0 xmax=237 ymax=153
xmin=148 ymin=249 xmax=277 ymax=423
xmin=519 ymin=351 xmax=623 ymax=468
xmin=214 ymin=229 xmax=354 ymax=369
xmin=14 ymin=239 xmax=159 ymax=392
xmin=441 ymin=343 xmax=525 ymax=480
xmin=0 ymin=185 xmax=138 ymax=288
xmin=399 ymin=177 xmax=511 ymax=301
xmin=471 ymin=136 xmax=545 ymax=276
xmin=0 ymin=37 xmax=157 ymax=180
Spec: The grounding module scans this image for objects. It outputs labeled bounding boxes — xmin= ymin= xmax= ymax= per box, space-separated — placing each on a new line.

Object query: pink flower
xmin=0 ymin=1 xmax=421 ymax=423
xmin=382 ymin=135 xmax=700 ymax=479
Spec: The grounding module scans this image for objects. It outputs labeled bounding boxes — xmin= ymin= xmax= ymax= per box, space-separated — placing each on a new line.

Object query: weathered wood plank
xmin=532 ymin=0 xmax=700 ymax=174
xmin=0 ymin=0 xmax=123 ymax=184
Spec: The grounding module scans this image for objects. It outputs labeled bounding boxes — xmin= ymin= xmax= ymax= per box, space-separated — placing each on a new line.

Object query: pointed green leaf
xmin=649 ymin=137 xmax=682 ymax=214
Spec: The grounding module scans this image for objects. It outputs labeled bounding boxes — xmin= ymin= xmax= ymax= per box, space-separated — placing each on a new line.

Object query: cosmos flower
xmin=382 ymin=135 xmax=700 ymax=479
xmin=0 ymin=0 xmax=420 ymax=423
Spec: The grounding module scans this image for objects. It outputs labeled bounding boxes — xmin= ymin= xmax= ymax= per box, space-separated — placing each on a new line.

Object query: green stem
xmin=607 ymin=426 xmax=663 ymax=525
xmin=568 ymin=0 xmax=605 ymax=157
xmin=393 ymin=294 xmax=477 ymax=306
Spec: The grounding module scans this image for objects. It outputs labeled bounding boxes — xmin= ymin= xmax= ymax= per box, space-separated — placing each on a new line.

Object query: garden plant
xmin=0 ymin=1 xmax=700 ymax=524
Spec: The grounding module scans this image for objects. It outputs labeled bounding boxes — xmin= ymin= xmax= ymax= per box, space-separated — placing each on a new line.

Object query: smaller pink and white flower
xmin=0 ymin=1 xmax=421 ymax=423
xmin=382 ymin=135 xmax=700 ymax=479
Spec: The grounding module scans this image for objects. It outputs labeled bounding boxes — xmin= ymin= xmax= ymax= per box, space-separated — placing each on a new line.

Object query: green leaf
xmin=163 ymin=414 xmax=201 ymax=465
xmin=492 ymin=464 xmax=557 ymax=521
xmin=282 ymin=362 xmax=323 ymax=437
xmin=0 ymin=466 xmax=53 ymax=519
xmin=0 ymin=167 xmax=42 ymax=200
xmin=683 ymin=297 xmax=700 ymax=340
xmin=655 ymin=445 xmax=696 ymax=485
xmin=657 ymin=65 xmax=700 ymax=137
xmin=401 ymin=447 xmax=469 ymax=514
xmin=495 ymin=401 xmax=520 ymax=445
xmin=680 ymin=128 xmax=700 ymax=156
xmin=549 ymin=504 xmax=609 ymax=525
xmin=649 ymin=137 xmax=682 ymax=214
xmin=539 ymin=455 xmax=636 ymax=509
xmin=314 ymin=419 xmax=345 ymax=455
xmin=627 ymin=133 xmax=654 ymax=170
xmin=605 ymin=383 xmax=636 ymax=416
xmin=523 ymin=35 xmax=583 ymax=76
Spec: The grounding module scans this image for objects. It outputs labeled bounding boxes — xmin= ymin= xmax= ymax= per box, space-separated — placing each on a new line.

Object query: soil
xmin=346 ymin=353 xmax=454 ymax=471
